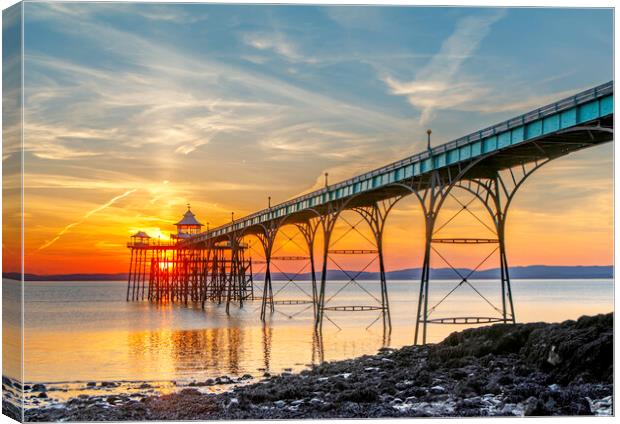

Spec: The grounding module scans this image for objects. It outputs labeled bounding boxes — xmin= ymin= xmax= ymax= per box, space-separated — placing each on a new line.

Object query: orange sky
xmin=13 ymin=142 xmax=612 ymax=276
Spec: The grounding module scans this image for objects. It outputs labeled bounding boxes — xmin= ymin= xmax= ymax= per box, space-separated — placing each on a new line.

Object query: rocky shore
xmin=20 ymin=313 xmax=613 ymax=421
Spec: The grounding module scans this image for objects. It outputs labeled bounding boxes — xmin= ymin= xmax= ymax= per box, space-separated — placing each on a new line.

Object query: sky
xmin=7 ymin=3 xmax=613 ymax=274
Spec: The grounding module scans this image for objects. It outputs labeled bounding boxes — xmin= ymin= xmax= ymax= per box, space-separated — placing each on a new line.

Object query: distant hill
xmin=260 ymin=265 xmax=613 ymax=281
xmin=4 ymin=273 xmax=127 ymax=281
xmin=3 ymin=265 xmax=612 ymax=281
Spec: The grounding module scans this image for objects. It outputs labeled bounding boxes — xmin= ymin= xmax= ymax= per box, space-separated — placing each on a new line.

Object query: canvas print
xmin=2 ymin=2 xmax=614 ymax=422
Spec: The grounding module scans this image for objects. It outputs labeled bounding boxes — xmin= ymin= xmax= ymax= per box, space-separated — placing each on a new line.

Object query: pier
xmin=127 ymin=81 xmax=614 ymax=344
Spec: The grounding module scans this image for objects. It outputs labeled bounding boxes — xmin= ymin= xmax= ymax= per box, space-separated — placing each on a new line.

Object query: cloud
xmin=24 ymin=5 xmax=407 ymax=166
xmin=383 ymin=10 xmax=507 ymax=124
xmin=243 ymin=32 xmax=314 ymax=63
xmin=132 ymin=5 xmax=208 ymax=24
xmin=324 ymin=6 xmax=385 ymax=30
xmin=39 ymin=189 xmax=137 ymax=250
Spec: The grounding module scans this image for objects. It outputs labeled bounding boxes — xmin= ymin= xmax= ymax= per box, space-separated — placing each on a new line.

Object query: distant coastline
xmin=4 ymin=265 xmax=613 ymax=281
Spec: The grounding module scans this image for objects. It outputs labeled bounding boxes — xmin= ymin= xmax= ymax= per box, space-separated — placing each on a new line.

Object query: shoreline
xmin=9 ymin=312 xmax=612 ymax=421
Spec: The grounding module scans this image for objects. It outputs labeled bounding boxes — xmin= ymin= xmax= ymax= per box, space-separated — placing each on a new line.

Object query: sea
xmin=2 ymin=278 xmax=614 ymax=406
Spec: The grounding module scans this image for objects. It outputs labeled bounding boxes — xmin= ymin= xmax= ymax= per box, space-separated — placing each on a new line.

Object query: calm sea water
xmin=3 ymin=279 xmax=613 ymax=386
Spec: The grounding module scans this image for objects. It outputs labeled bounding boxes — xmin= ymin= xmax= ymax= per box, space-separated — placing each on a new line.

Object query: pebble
xmin=430 ymin=386 xmax=446 ymax=394
xmin=32 ymin=384 xmax=47 ymax=392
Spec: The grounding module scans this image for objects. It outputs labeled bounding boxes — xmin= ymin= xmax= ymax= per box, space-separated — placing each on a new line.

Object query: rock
xmin=430 ymin=386 xmax=446 ymax=394
xmin=547 ymin=346 xmax=561 ymax=366
xmin=587 ymin=395 xmax=612 ymax=416
xmin=100 ymin=381 xmax=118 ymax=388
xmin=32 ymin=384 xmax=47 ymax=392
xmin=274 ymin=400 xmax=286 ymax=407
xmin=523 ymin=396 xmax=551 ymax=416
xmin=240 ymin=374 xmax=253 ymax=380
xmin=106 ymin=396 xmax=120 ymax=404
xmin=86 ymin=382 xmax=97 ymax=388
xmin=37 ymin=392 xmax=48 ymax=399
xmin=522 ymin=314 xmax=613 ymax=385
xmin=310 ymin=397 xmax=323 ymax=405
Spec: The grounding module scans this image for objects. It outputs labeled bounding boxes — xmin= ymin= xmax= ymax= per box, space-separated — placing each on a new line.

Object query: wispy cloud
xmin=132 ymin=4 xmax=208 ymax=24
xmin=39 ymin=189 xmax=137 ymax=250
xmin=243 ymin=32 xmax=309 ymax=63
xmin=383 ymin=10 xmax=507 ymax=124
xmin=24 ymin=5 xmax=406 ymax=164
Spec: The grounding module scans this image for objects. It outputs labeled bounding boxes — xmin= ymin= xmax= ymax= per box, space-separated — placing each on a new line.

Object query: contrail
xmin=39 ymin=189 xmax=137 ymax=250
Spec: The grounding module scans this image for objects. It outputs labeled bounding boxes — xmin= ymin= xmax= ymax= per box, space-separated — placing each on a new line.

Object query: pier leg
xmin=296 ymin=219 xmax=320 ymax=322
xmin=226 ymin=235 xmax=242 ymax=314
xmin=353 ymin=199 xmax=401 ymax=332
xmin=414 ymin=210 xmax=435 ymax=345
xmin=260 ymin=256 xmax=272 ymax=320
xmin=315 ymin=209 xmax=340 ymax=332
xmin=140 ymin=248 xmax=148 ymax=301
xmin=378 ymin=243 xmax=390 ymax=330
xmin=131 ymin=249 xmax=141 ymax=301
xmin=126 ymin=248 xmax=134 ymax=301
xmin=201 ymin=247 xmax=212 ymax=309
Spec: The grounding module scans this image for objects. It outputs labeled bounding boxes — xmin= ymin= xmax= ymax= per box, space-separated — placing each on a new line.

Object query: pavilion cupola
xmin=174 ymin=204 xmax=203 ymax=238
xmin=130 ymin=231 xmax=151 ymax=246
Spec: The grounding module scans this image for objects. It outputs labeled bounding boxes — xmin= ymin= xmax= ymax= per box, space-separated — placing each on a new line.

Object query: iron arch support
xmin=246 ymin=208 xmax=325 ymax=322
xmin=391 ymin=155 xmax=492 ymax=345
xmin=295 ymin=218 xmax=322 ymax=321
xmin=314 ymin=195 xmax=363 ymax=331
xmin=350 ymin=197 xmax=404 ymax=331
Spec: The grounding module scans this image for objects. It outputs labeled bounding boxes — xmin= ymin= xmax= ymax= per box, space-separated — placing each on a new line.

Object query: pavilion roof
xmin=175 ymin=208 xmax=203 ymax=226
